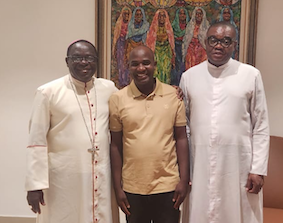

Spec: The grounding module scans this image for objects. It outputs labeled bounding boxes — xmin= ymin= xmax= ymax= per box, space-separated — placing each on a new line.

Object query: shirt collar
xmin=129 ymin=78 xmax=163 ymax=98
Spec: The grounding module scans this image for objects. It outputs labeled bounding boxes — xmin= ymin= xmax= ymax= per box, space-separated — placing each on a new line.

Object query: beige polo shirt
xmin=109 ymin=79 xmax=186 ymax=195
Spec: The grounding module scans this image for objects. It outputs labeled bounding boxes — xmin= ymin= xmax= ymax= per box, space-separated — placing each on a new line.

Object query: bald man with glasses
xmin=25 ymin=40 xmax=119 ymax=223
xmin=180 ymin=21 xmax=269 ymax=223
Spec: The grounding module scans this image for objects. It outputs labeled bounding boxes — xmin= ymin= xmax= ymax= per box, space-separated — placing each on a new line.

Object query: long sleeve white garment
xmin=179 ymin=59 xmax=269 ymax=223
xmin=25 ymin=75 xmax=119 ymax=223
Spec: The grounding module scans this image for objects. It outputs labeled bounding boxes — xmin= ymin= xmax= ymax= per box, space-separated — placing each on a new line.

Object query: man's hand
xmin=173 ymin=181 xmax=188 ymax=209
xmin=27 ymin=190 xmax=45 ymax=214
xmin=245 ymin=173 xmax=264 ymax=194
xmin=172 ymin=85 xmax=184 ymax=100
xmin=115 ymin=188 xmax=131 ymax=216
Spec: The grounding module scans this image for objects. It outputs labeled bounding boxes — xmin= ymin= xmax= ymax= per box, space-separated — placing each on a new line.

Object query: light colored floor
xmin=0 ymin=212 xmax=126 ymax=223
xmin=0 ymin=217 xmax=35 ymax=223
xmin=0 ymin=214 xmax=126 ymax=223
xmin=1 ymin=209 xmax=282 ymax=223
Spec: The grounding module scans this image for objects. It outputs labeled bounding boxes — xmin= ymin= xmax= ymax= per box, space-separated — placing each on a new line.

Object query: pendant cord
xmin=69 ymin=76 xmax=98 ymax=222
xmin=69 ymin=76 xmax=97 ymax=150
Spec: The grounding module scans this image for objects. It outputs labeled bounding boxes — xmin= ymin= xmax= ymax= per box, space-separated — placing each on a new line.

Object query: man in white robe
xmin=25 ymin=40 xmax=119 ymax=223
xmin=180 ymin=22 xmax=269 ymax=223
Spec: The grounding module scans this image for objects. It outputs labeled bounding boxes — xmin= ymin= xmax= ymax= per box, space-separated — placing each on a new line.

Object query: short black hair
xmin=207 ymin=21 xmax=237 ymax=37
xmin=66 ymin=39 xmax=97 ymax=56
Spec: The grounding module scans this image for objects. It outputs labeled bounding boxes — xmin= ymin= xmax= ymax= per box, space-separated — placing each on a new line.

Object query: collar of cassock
xmin=207 ymin=58 xmax=236 ymax=78
xmin=70 ymin=74 xmax=95 ymax=91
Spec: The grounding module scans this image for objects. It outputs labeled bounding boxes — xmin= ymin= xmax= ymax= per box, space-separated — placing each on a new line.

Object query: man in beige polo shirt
xmin=109 ymin=45 xmax=189 ymax=223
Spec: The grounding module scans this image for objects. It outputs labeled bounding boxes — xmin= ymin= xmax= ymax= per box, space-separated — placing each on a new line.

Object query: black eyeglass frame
xmin=207 ymin=36 xmax=237 ymax=48
xmin=66 ymin=55 xmax=98 ymax=63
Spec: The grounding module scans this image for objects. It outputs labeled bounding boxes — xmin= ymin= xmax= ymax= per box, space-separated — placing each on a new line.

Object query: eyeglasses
xmin=207 ymin=36 xmax=236 ymax=48
xmin=67 ymin=56 xmax=98 ymax=63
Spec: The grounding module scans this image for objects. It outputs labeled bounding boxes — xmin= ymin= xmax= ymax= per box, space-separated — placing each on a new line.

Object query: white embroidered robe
xmin=25 ymin=75 xmax=119 ymax=223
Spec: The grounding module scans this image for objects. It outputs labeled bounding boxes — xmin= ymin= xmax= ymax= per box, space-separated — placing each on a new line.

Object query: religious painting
xmin=96 ymin=0 xmax=258 ymax=87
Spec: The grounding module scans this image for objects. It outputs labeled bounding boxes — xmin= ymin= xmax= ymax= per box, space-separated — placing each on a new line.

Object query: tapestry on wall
xmin=111 ymin=0 xmax=241 ymax=88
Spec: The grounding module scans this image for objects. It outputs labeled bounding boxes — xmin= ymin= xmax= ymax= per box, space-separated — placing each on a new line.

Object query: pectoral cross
xmin=88 ymin=147 xmax=99 ymax=162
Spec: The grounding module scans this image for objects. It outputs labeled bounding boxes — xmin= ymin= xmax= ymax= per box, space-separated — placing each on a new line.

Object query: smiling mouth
xmin=136 ymin=74 xmax=147 ymax=79
xmin=78 ymin=68 xmax=90 ymax=73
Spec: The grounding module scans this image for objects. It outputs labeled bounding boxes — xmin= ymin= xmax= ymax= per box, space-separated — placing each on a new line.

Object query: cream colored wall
xmin=0 ymin=0 xmax=281 ymax=218
xmin=256 ymin=0 xmax=283 ymax=137
xmin=0 ymin=0 xmax=95 ymax=217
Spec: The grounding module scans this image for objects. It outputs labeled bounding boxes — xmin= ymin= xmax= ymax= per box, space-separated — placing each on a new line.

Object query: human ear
xmin=233 ymin=41 xmax=237 ymax=50
xmin=65 ymin=57 xmax=69 ymax=67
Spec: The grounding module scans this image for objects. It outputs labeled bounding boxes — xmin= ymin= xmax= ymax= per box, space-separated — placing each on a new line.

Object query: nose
xmin=137 ymin=63 xmax=145 ymax=71
xmin=81 ymin=57 xmax=88 ymax=64
xmin=214 ymin=41 xmax=223 ymax=48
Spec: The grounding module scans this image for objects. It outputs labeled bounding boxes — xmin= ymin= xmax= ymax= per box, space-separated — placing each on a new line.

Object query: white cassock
xmin=179 ymin=59 xmax=269 ymax=223
xmin=25 ymin=75 xmax=119 ymax=223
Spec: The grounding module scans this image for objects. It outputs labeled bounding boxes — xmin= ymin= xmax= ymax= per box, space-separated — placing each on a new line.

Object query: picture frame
xmin=96 ymin=0 xmax=259 ymax=82
xmin=239 ymin=0 xmax=258 ymax=65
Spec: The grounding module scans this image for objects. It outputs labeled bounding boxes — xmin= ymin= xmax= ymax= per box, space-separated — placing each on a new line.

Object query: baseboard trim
xmin=0 ymin=216 xmax=35 ymax=223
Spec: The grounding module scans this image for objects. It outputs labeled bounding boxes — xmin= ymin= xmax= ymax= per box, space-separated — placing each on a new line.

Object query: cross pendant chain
xmin=88 ymin=147 xmax=99 ymax=161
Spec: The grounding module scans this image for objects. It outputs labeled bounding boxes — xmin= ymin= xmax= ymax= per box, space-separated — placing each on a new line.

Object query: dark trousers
xmin=125 ymin=191 xmax=180 ymax=223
